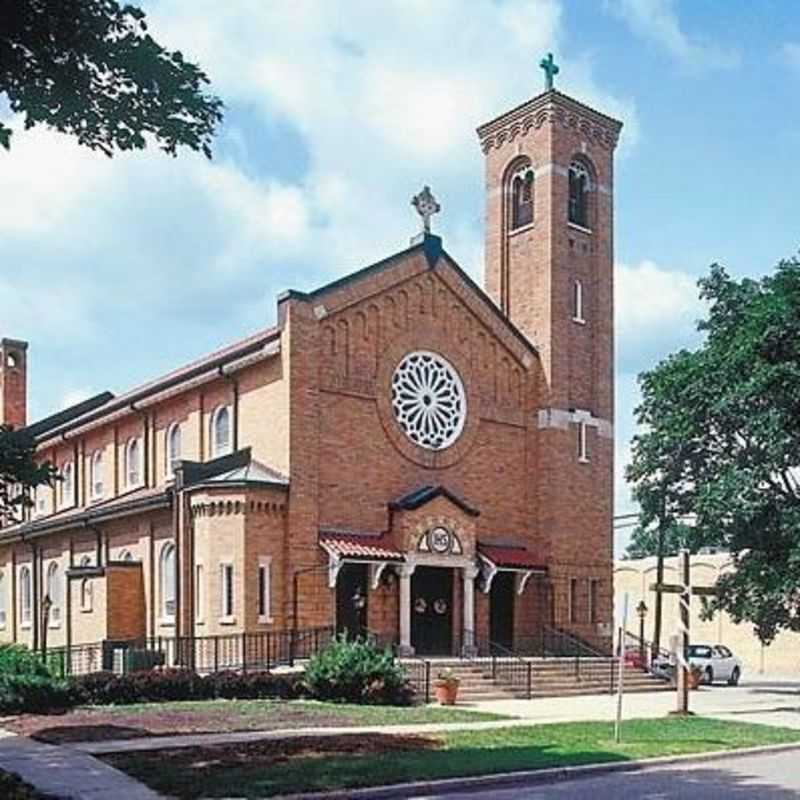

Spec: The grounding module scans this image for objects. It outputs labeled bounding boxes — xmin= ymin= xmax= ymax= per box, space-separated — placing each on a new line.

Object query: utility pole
xmin=652 ymin=491 xmax=667 ymax=656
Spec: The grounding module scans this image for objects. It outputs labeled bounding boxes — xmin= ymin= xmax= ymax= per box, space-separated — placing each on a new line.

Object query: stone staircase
xmin=528 ymin=657 xmax=670 ymax=698
xmin=423 ymin=657 xmax=670 ymax=702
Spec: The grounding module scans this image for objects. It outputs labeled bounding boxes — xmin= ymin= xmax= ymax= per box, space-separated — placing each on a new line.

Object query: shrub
xmin=74 ymin=668 xmax=208 ymax=705
xmin=73 ymin=668 xmax=305 ymax=705
xmin=0 ymin=644 xmax=80 ymax=714
xmin=304 ymin=635 xmax=412 ymax=705
xmin=204 ymin=670 xmax=304 ymax=700
xmin=0 ymin=645 xmax=52 ymax=678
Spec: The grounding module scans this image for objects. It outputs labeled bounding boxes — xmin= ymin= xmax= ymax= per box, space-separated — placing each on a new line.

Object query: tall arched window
xmin=568 ymin=159 xmax=592 ymax=228
xmin=160 ymin=542 xmax=177 ymax=621
xmin=0 ymin=571 xmax=7 ymax=628
xmin=509 ymin=162 xmax=534 ymax=230
xmin=79 ymin=555 xmax=93 ymax=611
xmin=90 ymin=450 xmax=104 ymax=500
xmin=60 ymin=461 xmax=74 ymax=508
xmin=20 ymin=566 xmax=32 ymax=625
xmin=211 ymin=406 xmax=231 ymax=458
xmin=46 ymin=562 xmax=62 ymax=623
xmin=166 ymin=423 xmax=182 ymax=476
xmin=125 ymin=438 xmax=141 ymax=487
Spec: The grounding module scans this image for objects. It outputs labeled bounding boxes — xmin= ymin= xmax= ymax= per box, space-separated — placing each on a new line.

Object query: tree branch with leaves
xmin=0 ymin=0 xmax=223 ymax=156
xmin=0 ymin=426 xmax=57 ymax=524
xmin=626 ymin=257 xmax=800 ymax=644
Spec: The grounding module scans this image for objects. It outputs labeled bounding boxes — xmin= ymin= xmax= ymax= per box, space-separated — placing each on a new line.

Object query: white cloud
xmin=607 ymin=0 xmax=739 ymax=70
xmin=61 ymin=388 xmax=98 ymax=409
xmin=615 ymin=259 xmax=704 ymax=376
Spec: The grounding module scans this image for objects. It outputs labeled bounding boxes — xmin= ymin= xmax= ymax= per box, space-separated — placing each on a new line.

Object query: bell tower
xmin=477 ymin=57 xmax=622 ymax=646
xmin=0 ymin=338 xmax=29 ymax=429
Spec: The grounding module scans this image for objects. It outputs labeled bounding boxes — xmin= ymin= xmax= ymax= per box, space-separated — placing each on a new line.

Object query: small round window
xmin=391 ymin=351 xmax=466 ymax=450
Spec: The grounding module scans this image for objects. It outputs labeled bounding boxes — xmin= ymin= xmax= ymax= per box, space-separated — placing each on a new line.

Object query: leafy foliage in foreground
xmin=0 ymin=644 xmax=80 ymax=714
xmin=304 ymin=636 xmax=413 ymax=705
xmin=627 ymin=257 xmax=800 ymax=642
xmin=0 ymin=426 xmax=57 ymax=523
xmin=0 ymin=0 xmax=223 ymax=156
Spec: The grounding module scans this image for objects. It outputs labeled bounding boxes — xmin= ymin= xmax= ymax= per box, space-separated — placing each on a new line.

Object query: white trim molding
xmin=537 ymin=408 xmax=613 ymax=439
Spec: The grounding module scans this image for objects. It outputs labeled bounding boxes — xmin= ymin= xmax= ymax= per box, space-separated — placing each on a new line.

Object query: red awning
xmin=320 ymin=532 xmax=404 ymax=562
xmin=478 ymin=544 xmax=546 ymax=572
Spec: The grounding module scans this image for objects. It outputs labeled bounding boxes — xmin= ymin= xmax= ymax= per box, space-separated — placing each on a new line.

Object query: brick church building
xmin=0 ymin=77 xmax=621 ymax=661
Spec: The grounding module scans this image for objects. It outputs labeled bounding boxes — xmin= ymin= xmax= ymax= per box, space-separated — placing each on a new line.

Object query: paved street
xmin=416 ymin=749 xmax=800 ymax=799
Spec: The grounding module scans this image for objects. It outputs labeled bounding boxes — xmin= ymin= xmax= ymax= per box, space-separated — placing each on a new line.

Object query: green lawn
xmin=104 ymin=717 xmax=800 ymax=798
xmin=10 ymin=699 xmax=508 ymax=744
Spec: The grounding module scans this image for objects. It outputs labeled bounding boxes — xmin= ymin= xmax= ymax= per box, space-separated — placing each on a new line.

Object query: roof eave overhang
xmin=2 ymin=491 xmax=172 ymax=543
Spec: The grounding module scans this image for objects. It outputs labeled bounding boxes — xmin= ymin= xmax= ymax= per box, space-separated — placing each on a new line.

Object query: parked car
xmin=652 ymin=644 xmax=742 ymax=686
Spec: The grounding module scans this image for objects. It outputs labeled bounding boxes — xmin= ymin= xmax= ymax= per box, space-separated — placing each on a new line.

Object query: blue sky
xmin=2 ymin=0 xmax=799 ymax=554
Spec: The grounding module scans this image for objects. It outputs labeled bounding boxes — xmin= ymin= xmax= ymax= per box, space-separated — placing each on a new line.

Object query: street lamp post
xmin=636 ymin=600 xmax=648 ymax=668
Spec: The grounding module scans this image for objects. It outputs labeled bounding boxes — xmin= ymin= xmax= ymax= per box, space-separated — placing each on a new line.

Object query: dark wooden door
xmin=336 ymin=563 xmax=368 ymax=639
xmin=490 ymin=571 xmax=515 ymax=651
xmin=411 ymin=567 xmax=453 ymax=655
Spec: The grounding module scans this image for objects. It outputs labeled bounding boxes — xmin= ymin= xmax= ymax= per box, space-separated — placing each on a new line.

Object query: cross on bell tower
xmin=539 ymin=52 xmax=559 ymax=92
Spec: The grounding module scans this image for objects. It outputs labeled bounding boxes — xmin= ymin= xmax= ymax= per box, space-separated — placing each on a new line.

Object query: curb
xmin=276 ymin=741 xmax=800 ymax=799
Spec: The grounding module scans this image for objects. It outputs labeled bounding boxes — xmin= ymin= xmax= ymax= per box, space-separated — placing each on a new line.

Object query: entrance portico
xmin=320 ymin=485 xmax=547 ymax=656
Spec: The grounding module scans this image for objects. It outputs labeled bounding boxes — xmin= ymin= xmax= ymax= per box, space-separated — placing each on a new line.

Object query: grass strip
xmin=104 ymin=716 xmax=800 ymax=798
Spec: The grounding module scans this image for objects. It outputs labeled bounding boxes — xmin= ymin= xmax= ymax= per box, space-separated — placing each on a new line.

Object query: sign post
xmin=614 ymin=592 xmax=629 ymax=743
xmin=677 ymin=549 xmax=691 ymax=714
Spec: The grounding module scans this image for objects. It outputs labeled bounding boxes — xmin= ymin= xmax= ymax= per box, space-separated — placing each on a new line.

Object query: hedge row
xmin=74 ymin=668 xmax=305 ymax=705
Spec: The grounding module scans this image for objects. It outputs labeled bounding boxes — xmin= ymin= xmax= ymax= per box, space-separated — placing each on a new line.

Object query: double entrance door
xmin=411 ymin=566 xmax=453 ymax=655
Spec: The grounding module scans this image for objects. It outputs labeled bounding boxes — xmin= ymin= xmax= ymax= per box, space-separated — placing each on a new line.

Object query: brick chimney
xmin=0 ymin=339 xmax=29 ymax=429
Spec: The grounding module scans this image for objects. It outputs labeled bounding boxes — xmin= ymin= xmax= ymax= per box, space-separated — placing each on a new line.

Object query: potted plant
xmin=687 ymin=664 xmax=704 ymax=690
xmin=433 ymin=669 xmax=460 ymax=705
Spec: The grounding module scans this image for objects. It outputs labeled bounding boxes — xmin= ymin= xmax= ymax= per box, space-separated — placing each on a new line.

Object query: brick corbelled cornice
xmin=476 ymin=89 xmax=623 ymax=154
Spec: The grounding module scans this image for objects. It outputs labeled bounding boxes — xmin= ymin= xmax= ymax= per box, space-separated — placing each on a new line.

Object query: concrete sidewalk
xmin=465 ymin=677 xmax=800 ymax=729
xmin=0 ymin=731 xmax=161 ymax=799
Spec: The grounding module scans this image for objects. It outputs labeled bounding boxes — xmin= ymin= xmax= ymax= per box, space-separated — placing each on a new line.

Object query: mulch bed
xmin=1 ymin=703 xmax=366 ymax=744
xmin=103 ymin=732 xmax=441 ymax=772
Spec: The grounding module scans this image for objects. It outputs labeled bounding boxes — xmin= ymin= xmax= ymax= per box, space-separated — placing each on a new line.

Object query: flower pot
xmin=434 ymin=680 xmax=460 ymax=705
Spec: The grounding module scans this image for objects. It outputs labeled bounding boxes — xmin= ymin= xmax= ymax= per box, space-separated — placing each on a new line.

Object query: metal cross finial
xmin=411 ymin=185 xmax=440 ymax=235
xmin=539 ymin=52 xmax=559 ymax=92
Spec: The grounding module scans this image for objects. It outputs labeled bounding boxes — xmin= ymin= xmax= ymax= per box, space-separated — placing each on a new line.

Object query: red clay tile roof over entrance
xmin=320 ymin=532 xmax=404 ymax=562
xmin=478 ymin=544 xmax=546 ymax=571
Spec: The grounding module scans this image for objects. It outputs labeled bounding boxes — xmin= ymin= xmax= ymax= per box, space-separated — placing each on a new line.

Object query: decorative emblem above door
xmin=417 ymin=526 xmax=463 ymax=556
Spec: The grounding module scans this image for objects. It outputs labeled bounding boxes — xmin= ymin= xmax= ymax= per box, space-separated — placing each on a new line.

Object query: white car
xmin=653 ymin=644 xmax=743 ymax=686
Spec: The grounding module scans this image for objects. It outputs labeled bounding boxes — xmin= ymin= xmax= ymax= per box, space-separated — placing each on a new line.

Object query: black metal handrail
xmin=42 ymin=626 xmax=335 ymax=678
xmin=455 ymin=629 xmax=533 ymax=699
xmin=621 ymin=629 xmax=671 ymax=674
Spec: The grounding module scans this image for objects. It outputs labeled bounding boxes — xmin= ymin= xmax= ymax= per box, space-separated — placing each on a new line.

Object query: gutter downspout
xmin=30 ymin=540 xmax=39 ymax=651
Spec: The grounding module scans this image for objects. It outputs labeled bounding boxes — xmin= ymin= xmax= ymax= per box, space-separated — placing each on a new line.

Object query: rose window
xmin=391 ymin=351 xmax=466 ymax=450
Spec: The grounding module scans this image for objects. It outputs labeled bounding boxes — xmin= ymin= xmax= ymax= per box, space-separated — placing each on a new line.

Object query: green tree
xmin=626 ymin=257 xmax=800 ymax=644
xmin=0 ymin=426 xmax=56 ymax=523
xmin=0 ymin=0 xmax=223 ymax=156
xmin=625 ymin=521 xmax=706 ymax=560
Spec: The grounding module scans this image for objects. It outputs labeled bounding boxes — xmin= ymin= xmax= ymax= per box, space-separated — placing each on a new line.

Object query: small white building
xmin=615 ymin=552 xmax=800 ymax=676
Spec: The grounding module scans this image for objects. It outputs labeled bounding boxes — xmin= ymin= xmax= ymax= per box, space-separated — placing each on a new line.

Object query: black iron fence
xmin=43 ymin=626 xmax=335 ymax=678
